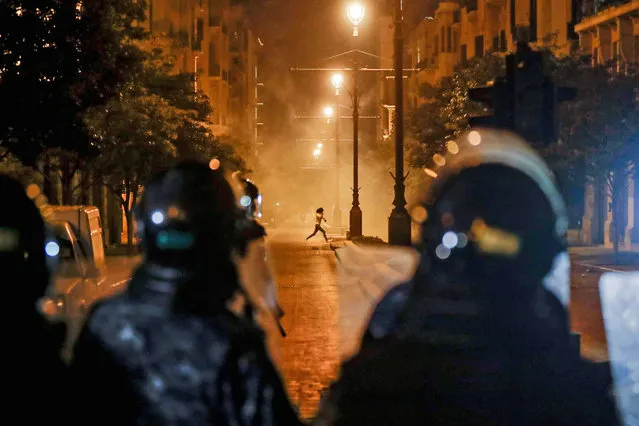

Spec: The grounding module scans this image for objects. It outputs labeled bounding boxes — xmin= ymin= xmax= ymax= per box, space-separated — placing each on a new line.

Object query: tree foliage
xmin=0 ymin=0 xmax=147 ymax=165
xmin=408 ymin=54 xmax=504 ymax=168
xmin=408 ymin=49 xmax=638 ymax=247
xmin=408 ymin=51 xmax=638 ymax=179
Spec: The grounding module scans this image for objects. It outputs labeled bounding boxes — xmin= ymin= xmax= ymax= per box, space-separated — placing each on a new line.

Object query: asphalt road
xmin=266 ymin=228 xmax=627 ymax=420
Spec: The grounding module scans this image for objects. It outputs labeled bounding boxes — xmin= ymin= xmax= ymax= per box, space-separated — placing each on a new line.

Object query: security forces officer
xmin=316 ymin=129 xmax=619 ymax=425
xmin=70 ymin=161 xmax=301 ymax=425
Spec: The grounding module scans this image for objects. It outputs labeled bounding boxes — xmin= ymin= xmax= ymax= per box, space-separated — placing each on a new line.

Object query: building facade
xmin=147 ymin=0 xmax=260 ymax=141
xmin=112 ymin=0 xmax=261 ymax=244
xmin=575 ymin=0 xmax=638 ymax=246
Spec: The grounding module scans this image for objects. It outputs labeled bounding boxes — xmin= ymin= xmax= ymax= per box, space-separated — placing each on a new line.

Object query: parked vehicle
xmin=40 ymin=206 xmax=128 ymax=361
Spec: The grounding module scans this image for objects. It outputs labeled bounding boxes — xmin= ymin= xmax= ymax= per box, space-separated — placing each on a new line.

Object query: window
xmin=452 ymin=31 xmax=458 ymax=53
xmin=475 ymin=35 xmax=484 ymax=58
xmin=434 ymin=35 xmax=439 ymax=54
xmin=209 ymin=0 xmax=221 ymax=26
xmin=209 ymin=43 xmax=220 ymax=76
xmin=493 ymin=36 xmax=499 ymax=51
xmin=447 ymin=27 xmax=452 ymax=52
xmin=500 ymin=30 xmax=507 ymax=52
xmin=460 ymin=44 xmax=467 ymax=63
xmin=441 ymin=27 xmax=445 ymax=51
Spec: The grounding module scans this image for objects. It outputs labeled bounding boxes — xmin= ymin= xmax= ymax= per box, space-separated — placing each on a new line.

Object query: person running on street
xmin=306 ymin=207 xmax=328 ymax=242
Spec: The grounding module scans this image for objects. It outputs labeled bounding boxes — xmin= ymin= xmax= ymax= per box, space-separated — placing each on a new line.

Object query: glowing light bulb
xmin=151 ymin=211 xmax=164 ymax=225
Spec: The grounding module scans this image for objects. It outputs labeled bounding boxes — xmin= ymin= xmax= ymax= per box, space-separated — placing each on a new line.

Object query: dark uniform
xmin=316 ymin=129 xmax=620 ymax=426
xmin=70 ymin=162 xmax=301 ymax=425
xmin=1 ymin=175 xmax=67 ymax=423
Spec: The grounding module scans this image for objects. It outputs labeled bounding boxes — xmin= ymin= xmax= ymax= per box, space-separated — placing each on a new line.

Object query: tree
xmin=408 ymin=48 xmax=638 ymax=254
xmin=553 ymin=60 xmax=638 ymax=253
xmin=84 ymin=94 xmax=180 ymax=252
xmin=84 ymin=33 xmax=248 ymax=251
xmin=0 ymin=0 xmax=147 ymax=201
xmin=408 ymin=54 xmax=504 ymax=169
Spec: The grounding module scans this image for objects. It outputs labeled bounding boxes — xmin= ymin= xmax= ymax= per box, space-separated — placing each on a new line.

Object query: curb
xmin=572 ymin=261 xmax=631 ymax=273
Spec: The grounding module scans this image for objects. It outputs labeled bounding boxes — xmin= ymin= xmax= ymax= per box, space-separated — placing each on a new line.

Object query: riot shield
xmin=599 ymin=271 xmax=639 ymax=426
xmin=231 ymin=236 xmax=283 ymax=363
xmin=336 ymin=244 xmax=419 ymax=361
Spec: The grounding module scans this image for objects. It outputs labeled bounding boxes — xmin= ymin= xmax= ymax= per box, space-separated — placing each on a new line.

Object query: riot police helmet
xmin=135 ymin=161 xmax=242 ymax=269
xmin=414 ymin=129 xmax=570 ymax=310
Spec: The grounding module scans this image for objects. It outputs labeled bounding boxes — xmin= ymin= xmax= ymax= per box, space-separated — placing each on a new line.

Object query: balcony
xmin=576 ymin=1 xmax=639 ymax=32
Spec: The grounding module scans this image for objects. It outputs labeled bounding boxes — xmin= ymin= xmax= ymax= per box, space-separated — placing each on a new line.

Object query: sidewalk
xmin=569 ymin=245 xmax=639 ymax=271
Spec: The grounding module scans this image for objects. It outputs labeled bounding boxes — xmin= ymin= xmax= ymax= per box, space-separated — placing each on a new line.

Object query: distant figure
xmin=306 ymin=207 xmax=328 ymax=242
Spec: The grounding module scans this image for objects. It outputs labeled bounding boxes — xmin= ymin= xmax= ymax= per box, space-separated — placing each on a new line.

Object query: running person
xmin=306 ymin=207 xmax=328 ymax=242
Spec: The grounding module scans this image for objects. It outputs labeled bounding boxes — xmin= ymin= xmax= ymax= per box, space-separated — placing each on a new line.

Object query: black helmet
xmin=414 ymin=128 xmax=570 ymax=309
xmin=135 ymin=161 xmax=242 ymax=268
xmin=238 ymin=178 xmax=261 ymax=219
xmin=317 ymin=207 xmax=324 ymax=214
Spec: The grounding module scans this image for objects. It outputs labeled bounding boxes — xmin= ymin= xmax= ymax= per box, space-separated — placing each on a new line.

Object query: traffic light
xmin=468 ymin=43 xmax=577 ymax=148
xmin=468 ymin=77 xmax=513 ymax=129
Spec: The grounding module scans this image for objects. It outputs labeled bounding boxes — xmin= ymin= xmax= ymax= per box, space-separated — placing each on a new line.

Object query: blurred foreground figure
xmin=317 ymin=129 xmax=620 ymax=425
xmin=70 ymin=161 xmax=301 ymax=425
xmin=231 ymin=176 xmax=287 ymax=369
xmin=0 ymin=175 xmax=66 ymax=421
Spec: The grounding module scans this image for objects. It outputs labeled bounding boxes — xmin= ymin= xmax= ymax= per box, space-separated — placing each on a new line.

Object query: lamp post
xmin=330 ymin=73 xmax=344 ymax=227
xmin=346 ymin=3 xmax=365 ymax=37
xmin=388 ymin=0 xmax=411 ymax=246
xmin=346 ymin=4 xmax=363 ymax=238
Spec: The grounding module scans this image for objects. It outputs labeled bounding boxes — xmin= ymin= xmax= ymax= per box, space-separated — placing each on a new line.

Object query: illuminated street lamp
xmin=313 ymin=148 xmax=321 ymax=160
xmin=331 ymin=72 xmax=344 ymax=95
xmin=323 ymin=106 xmax=334 ymax=120
xmin=317 ymin=143 xmax=323 ymax=148
xmin=346 ymin=3 xmax=365 ymax=37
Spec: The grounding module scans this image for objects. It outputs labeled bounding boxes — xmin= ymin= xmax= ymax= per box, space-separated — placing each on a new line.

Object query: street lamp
xmin=346 ymin=3 xmax=365 ymax=37
xmin=331 ymin=72 xmax=344 ymax=95
xmin=313 ymin=148 xmax=321 ymax=160
xmin=327 ymin=83 xmax=343 ymax=228
xmin=388 ymin=0 xmax=411 ymax=245
xmin=323 ymin=106 xmax=334 ymax=120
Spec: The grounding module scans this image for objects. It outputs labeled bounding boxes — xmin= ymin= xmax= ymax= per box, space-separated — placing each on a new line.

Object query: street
xmin=267 ymin=229 xmax=341 ymax=420
xmin=266 ymin=228 xmax=622 ymax=420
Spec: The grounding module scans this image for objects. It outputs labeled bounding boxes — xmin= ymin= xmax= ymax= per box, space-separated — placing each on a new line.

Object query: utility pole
xmin=334 ymin=96 xmax=341 ymax=227
xmin=350 ymin=65 xmax=362 ymax=238
xmin=388 ymin=0 xmax=411 ymax=246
